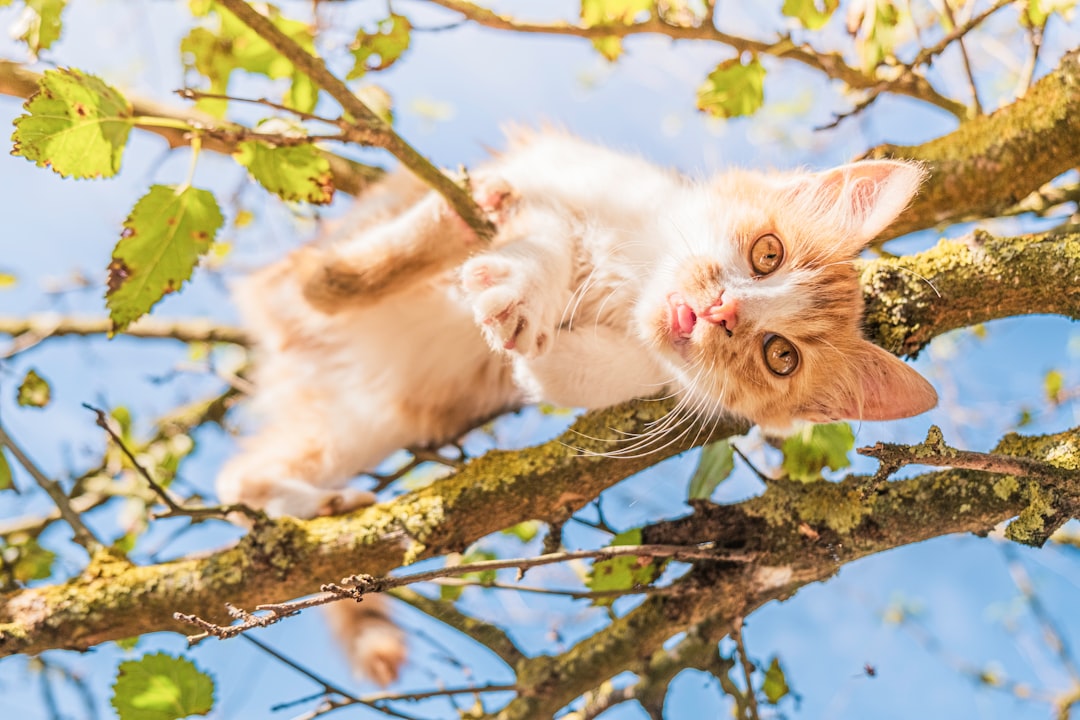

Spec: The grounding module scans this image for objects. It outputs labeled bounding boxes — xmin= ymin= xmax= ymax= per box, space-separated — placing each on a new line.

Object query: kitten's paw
xmin=462 ymin=256 xmax=554 ymax=358
xmin=471 ymin=175 xmax=518 ymax=223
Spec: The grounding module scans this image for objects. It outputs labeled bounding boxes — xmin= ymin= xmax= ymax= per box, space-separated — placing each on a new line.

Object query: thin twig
xmin=731 ymin=617 xmax=760 ymax=720
xmin=83 ymin=404 xmax=262 ymax=522
xmin=175 ymin=542 xmax=745 ymax=642
xmin=216 ymin=0 xmax=495 ymax=239
xmin=177 ymin=88 xmax=340 ymax=125
xmin=937 ymin=0 xmax=983 ymax=114
xmin=0 ymin=423 xmax=102 ymax=553
xmin=423 ymin=0 xmax=969 ymax=118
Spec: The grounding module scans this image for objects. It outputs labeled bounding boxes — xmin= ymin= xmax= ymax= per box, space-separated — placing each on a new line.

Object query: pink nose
xmin=700 ymin=296 xmax=738 ymax=331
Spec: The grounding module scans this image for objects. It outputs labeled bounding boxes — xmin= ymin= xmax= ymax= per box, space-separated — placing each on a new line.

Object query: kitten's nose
xmin=701 ymin=295 xmax=738 ymax=331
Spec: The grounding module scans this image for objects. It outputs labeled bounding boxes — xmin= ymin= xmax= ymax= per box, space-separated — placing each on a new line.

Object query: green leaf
xmin=586 ymin=528 xmax=665 ymax=606
xmin=851 ymin=0 xmax=900 ymax=70
xmin=688 ymin=439 xmax=735 ymax=500
xmin=762 ymin=656 xmax=790 ymax=704
xmin=2 ymin=536 xmax=56 ymax=584
xmin=0 ymin=449 xmax=13 ymax=491
xmin=234 ymin=141 xmax=334 ymax=204
xmin=581 ymin=0 xmax=654 ymax=25
xmin=180 ymin=2 xmax=318 ymax=117
xmin=115 ymin=635 xmax=142 ymax=652
xmin=1045 ymin=369 xmax=1065 ymax=404
xmin=1022 ymin=0 xmax=1077 ymax=28
xmin=111 ymin=653 xmax=214 ymax=720
xmin=348 ymin=14 xmax=411 ymax=80
xmin=11 ymin=67 xmax=133 ymax=178
xmin=106 ymin=185 xmax=224 ymax=331
xmin=16 ymin=368 xmax=51 ymax=408
xmin=782 ymin=0 xmax=838 ymax=29
xmin=590 ymin=36 xmax=624 ymax=62
xmin=696 ymin=55 xmax=766 ymax=118
xmin=502 ymin=520 xmax=541 ymax=543
xmin=580 ymin=0 xmax=652 ymax=60
xmin=16 ymin=0 xmax=67 ymax=55
xmin=781 ymin=422 xmax=854 ymax=483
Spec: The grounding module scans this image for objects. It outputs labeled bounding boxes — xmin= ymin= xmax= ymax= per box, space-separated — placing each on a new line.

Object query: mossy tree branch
xmin=1 ymin=226 xmax=1078 ymax=674
xmin=868 ymin=48 xmax=1080 ymax=241
xmin=487 ymin=424 xmax=1080 ymax=719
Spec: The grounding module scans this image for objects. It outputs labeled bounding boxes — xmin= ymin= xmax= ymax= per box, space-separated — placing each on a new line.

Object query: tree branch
xmin=0 ymin=60 xmax=384 ymax=197
xmin=424 ymin=0 xmax=969 ymax=118
xmin=860 ymin=227 xmax=1080 ymax=357
xmin=1 ymin=225 xmax=1075 ymax=659
xmin=215 ymin=0 xmax=495 ymax=240
xmin=868 ymin=48 xmax=1080 ymax=240
xmin=487 ymin=424 xmax=1080 ymax=719
xmin=0 ymin=314 xmax=248 ymax=358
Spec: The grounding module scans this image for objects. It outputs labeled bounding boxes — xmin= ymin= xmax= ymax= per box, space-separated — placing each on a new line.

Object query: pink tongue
xmin=677 ymin=303 xmax=696 ymax=336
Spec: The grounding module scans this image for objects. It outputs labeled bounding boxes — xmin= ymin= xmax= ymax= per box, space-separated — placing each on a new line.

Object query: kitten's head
xmin=636 ymin=160 xmax=937 ymax=435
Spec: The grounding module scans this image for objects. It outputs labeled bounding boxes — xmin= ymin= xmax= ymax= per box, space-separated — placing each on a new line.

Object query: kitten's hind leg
xmin=302 ymin=177 xmax=516 ymax=313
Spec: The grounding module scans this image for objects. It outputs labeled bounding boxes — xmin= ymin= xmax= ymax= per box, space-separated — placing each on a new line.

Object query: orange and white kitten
xmin=216 ymin=131 xmax=937 ymax=683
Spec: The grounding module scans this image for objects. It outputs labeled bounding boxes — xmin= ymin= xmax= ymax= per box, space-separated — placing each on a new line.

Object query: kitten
xmin=216 ymin=130 xmax=937 ymax=684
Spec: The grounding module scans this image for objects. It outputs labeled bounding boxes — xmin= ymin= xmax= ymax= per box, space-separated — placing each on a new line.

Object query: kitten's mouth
xmin=667 ymin=293 xmax=697 ymax=343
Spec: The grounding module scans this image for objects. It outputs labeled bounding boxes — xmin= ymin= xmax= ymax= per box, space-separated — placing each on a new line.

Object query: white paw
xmin=462 ymin=255 xmax=553 ymax=358
xmin=470 ymin=174 xmax=518 ymax=225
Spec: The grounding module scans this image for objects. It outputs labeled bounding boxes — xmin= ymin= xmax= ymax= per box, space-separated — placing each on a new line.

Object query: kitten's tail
xmin=323 ymin=594 xmax=408 ymax=687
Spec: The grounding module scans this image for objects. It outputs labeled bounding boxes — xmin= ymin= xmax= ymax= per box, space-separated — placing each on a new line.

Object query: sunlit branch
xmin=215 ymin=0 xmax=495 ymax=239
xmin=423 ymin=0 xmax=969 ymax=118
xmin=0 ymin=61 xmax=384 ymax=197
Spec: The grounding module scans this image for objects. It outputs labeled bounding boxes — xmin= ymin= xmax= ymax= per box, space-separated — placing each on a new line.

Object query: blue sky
xmin=2 ymin=2 xmax=1080 ymax=719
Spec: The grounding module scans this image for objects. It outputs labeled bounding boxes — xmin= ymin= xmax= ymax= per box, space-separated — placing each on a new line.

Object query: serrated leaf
xmin=234 ymin=141 xmax=333 ymax=204
xmin=781 ymin=422 xmax=854 ymax=483
xmin=106 ymin=185 xmax=223 ymax=331
xmin=111 ymin=653 xmax=214 ymax=720
xmin=1045 ymin=369 xmax=1065 ymax=405
xmin=688 ymin=439 xmax=735 ymax=500
xmin=348 ymin=14 xmax=411 ymax=80
xmin=0 ymin=449 xmax=13 ymax=491
xmin=581 ymin=0 xmax=654 ymax=25
xmin=762 ymin=656 xmax=790 ymax=704
xmin=11 ymin=67 xmax=133 ymax=178
xmin=16 ymin=368 xmax=51 ymax=408
xmin=15 ymin=0 xmax=67 ymax=55
xmin=586 ymin=528 xmax=665 ymax=606
xmin=696 ymin=56 xmax=766 ymax=118
xmin=782 ymin=0 xmax=838 ymax=29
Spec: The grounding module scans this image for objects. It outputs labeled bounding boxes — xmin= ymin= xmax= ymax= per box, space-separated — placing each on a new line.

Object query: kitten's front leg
xmin=461 ymin=211 xmax=575 ymax=358
xmin=302 ymin=175 xmax=516 ymax=312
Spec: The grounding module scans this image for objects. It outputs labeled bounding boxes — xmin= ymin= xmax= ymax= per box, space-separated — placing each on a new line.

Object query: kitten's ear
xmin=801 ymin=341 xmax=937 ymax=423
xmin=794 ymin=160 xmax=926 ymax=249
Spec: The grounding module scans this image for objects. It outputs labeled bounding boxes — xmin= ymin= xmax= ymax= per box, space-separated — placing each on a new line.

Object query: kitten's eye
xmin=763 ymin=333 xmax=799 ymax=376
xmin=750 ymin=234 xmax=784 ymax=275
